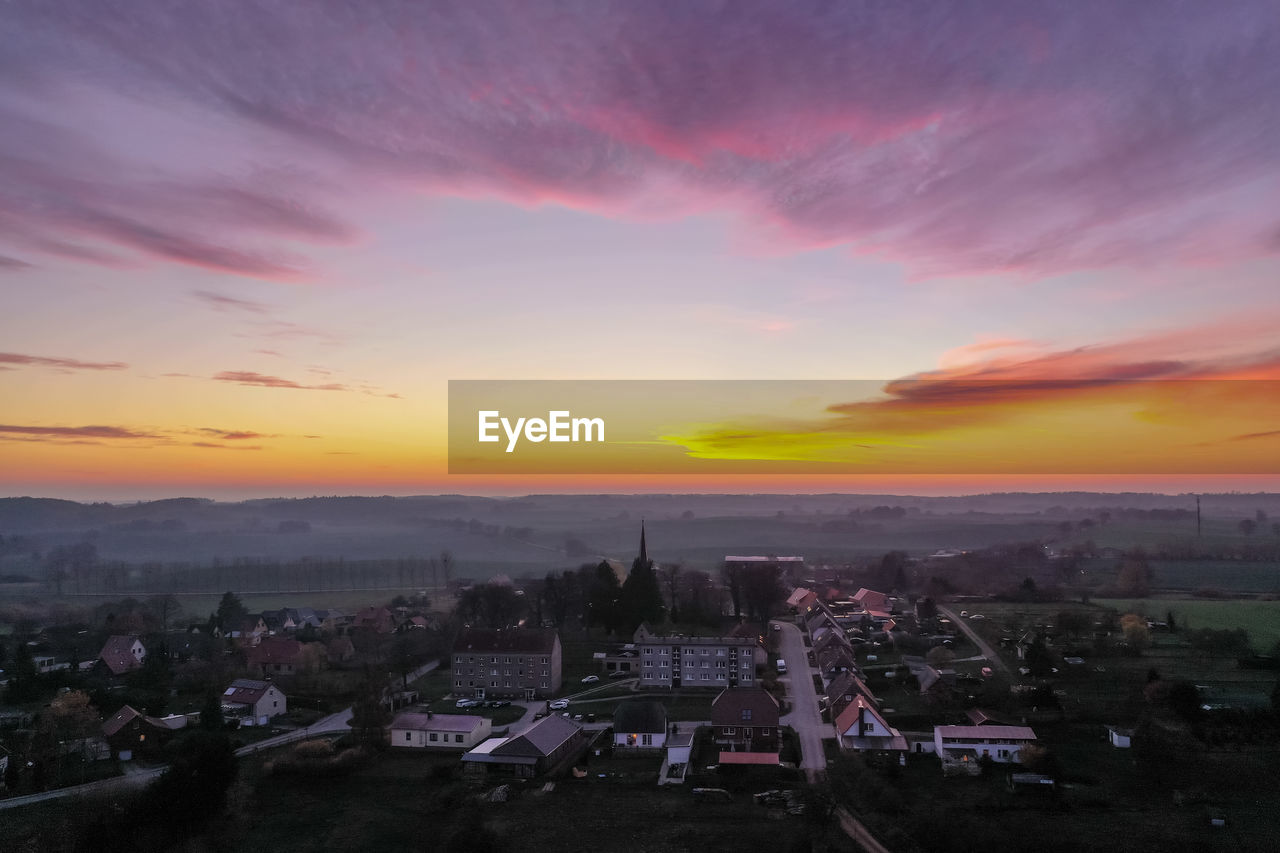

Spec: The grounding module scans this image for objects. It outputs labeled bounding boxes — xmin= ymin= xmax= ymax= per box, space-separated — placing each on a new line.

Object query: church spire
xmin=638 ymin=519 xmax=648 ymax=568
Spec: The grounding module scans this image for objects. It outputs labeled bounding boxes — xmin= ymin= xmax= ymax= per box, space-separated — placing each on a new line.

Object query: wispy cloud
xmin=4 ymin=3 xmax=1279 ymax=277
xmin=192 ymin=290 xmax=270 ymax=314
xmin=0 ymin=352 xmax=128 ymax=371
xmin=0 ymin=424 xmax=160 ymax=440
xmin=212 ymin=370 xmax=348 ymax=391
xmin=196 ymin=428 xmax=268 ymax=440
xmin=0 ymin=254 xmax=32 ymax=271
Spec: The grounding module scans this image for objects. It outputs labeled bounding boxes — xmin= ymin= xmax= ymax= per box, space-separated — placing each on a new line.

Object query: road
xmin=773 ymin=620 xmax=828 ymax=783
xmin=937 ymin=605 xmax=1009 ymax=674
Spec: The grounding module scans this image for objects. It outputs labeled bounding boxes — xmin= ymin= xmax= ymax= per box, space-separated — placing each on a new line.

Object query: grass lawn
xmin=1096 ymin=598 xmax=1280 ymax=652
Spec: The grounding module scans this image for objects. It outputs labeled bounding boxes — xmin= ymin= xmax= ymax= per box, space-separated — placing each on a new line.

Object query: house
xmin=824 ymin=670 xmax=876 ymax=720
xmin=711 ymin=687 xmax=780 ymax=753
xmin=632 ymin=624 xmax=761 ymax=689
xmin=452 ymin=627 xmax=562 ymax=699
xmin=98 ymin=635 xmax=146 ymax=675
xmin=246 ymin=636 xmax=314 ymax=677
xmin=786 ymin=586 xmax=819 ymax=614
xmin=226 ymin=616 xmax=268 ymax=643
xmin=612 ymin=699 xmax=667 ymax=752
xmin=835 ymin=696 xmax=907 ymax=756
xmin=461 ymin=714 xmax=587 ymax=778
xmin=353 ymin=606 xmax=396 ymax=634
xmin=852 ymin=588 xmax=891 ymax=615
xmin=933 ymin=725 xmax=1037 ymax=769
xmin=101 ymin=705 xmax=181 ymax=759
xmin=221 ymin=678 xmax=287 ymax=725
xmin=1108 ymin=726 xmax=1133 ymax=748
xmin=389 ymin=711 xmax=492 ymax=749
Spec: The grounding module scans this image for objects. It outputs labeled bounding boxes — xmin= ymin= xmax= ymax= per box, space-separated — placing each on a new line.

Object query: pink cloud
xmin=0 ymin=352 xmax=128 ymax=371
xmin=3 ymin=3 xmax=1278 ymax=278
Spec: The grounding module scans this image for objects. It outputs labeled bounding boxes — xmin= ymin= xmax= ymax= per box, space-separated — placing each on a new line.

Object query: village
xmin=2 ymin=526 xmax=1278 ymax=852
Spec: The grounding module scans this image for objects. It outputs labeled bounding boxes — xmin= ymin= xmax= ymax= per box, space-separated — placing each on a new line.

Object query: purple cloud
xmin=0 ymin=424 xmax=159 ymax=440
xmin=0 ymin=352 xmax=128 ymax=371
xmin=3 ymin=2 xmax=1279 ymax=276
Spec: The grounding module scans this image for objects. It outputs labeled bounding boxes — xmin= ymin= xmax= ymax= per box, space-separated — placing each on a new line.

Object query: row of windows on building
xmin=454 ymin=668 xmax=551 ymax=677
xmin=719 ymin=727 xmax=770 ymax=737
xmin=406 ymin=731 xmax=466 ymax=744
xmin=455 ymin=679 xmax=552 ymax=688
xmin=454 ymin=656 xmax=551 ymax=665
xmin=642 ymin=646 xmax=748 ymax=656
xmin=642 ymin=659 xmax=751 ymax=668
xmin=641 ymin=671 xmax=747 ymax=682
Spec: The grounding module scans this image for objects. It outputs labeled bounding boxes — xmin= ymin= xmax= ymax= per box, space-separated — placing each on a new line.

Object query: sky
xmin=2 ymin=1 xmax=1279 ymax=500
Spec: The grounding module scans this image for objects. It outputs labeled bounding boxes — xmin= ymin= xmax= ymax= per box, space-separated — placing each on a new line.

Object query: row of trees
xmin=39 ymin=549 xmax=459 ymax=596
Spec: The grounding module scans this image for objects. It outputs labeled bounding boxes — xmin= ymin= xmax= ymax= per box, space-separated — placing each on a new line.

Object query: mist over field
xmin=3 ymin=492 xmax=1278 ymax=601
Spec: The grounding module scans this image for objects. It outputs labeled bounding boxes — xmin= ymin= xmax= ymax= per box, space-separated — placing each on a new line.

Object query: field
xmin=1095 ymin=598 xmax=1280 ymax=651
xmin=837 ymin=731 xmax=1280 ymax=853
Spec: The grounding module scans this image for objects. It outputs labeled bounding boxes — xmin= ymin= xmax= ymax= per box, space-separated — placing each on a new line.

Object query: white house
xmin=389 ymin=711 xmax=492 ymax=749
xmin=835 ymin=696 xmax=907 ymax=755
xmin=612 ymin=699 xmax=667 ymax=752
xmin=933 ymin=725 xmax=1037 ymax=766
xmin=221 ymin=679 xmax=287 ymax=725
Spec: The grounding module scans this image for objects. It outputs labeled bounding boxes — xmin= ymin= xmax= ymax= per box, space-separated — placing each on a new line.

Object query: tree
xmin=200 ymin=691 xmax=225 ymax=731
xmin=1120 ymin=613 xmax=1151 ymax=653
xmin=584 ymin=561 xmax=622 ymax=634
xmin=1239 ymin=518 xmax=1257 ymax=536
xmin=146 ymin=731 xmax=238 ymax=829
xmin=5 ymin=641 xmax=40 ymax=703
xmin=619 ymin=553 xmax=665 ymax=634
xmin=146 ymin=594 xmax=183 ymax=634
xmin=926 ymin=646 xmax=955 ymax=668
xmin=1115 ymin=556 xmax=1151 ymax=597
xmin=215 ymin=591 xmax=248 ymax=633
xmin=721 ymin=562 xmax=743 ymax=618
xmin=1056 ymin=610 xmax=1090 ymax=640
xmin=659 ymin=562 xmax=682 ymax=623
xmin=1024 ymin=634 xmax=1054 ymax=676
xmin=348 ymin=669 xmax=392 ymax=746
xmin=40 ymin=690 xmax=101 ymax=768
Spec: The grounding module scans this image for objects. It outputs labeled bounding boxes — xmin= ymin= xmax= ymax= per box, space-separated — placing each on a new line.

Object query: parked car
xmin=609 ymin=670 xmax=632 ymax=679
xmin=581 ymin=675 xmax=600 ymax=683
xmin=549 ymin=699 xmax=570 ymax=710
xmin=455 ymin=698 xmax=480 ymax=708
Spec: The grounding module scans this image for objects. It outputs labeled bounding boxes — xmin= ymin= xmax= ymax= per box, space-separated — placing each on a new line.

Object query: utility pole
xmin=1196 ymin=495 xmax=1202 ymax=538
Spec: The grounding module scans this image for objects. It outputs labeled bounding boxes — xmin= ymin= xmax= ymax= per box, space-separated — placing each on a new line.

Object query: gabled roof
xmin=390 ymin=712 xmax=485 ymax=733
xmin=613 ymin=699 xmax=666 ymax=734
xmin=454 ymin=627 xmax=559 ymax=655
xmin=98 ymin=635 xmax=144 ymax=675
xmin=101 ymin=704 xmax=143 ymax=738
xmin=222 ymin=678 xmax=281 ymax=705
xmin=711 ymin=687 xmax=780 ymax=726
xmin=935 ymin=725 xmax=1037 ymax=740
xmin=247 ymin=636 xmax=304 ymax=667
xmin=853 ymin=588 xmax=890 ymax=613
xmin=492 ymin=714 xmax=581 ymax=758
xmin=101 ymin=704 xmax=171 ymax=738
xmin=835 ymin=695 xmax=891 ymax=736
xmin=787 ymin=587 xmax=818 ymax=608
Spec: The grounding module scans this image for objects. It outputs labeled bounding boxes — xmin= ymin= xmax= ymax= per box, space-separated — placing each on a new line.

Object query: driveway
xmin=773 ymin=619 xmax=828 ymax=782
xmin=938 ymin=605 xmax=1009 ymax=674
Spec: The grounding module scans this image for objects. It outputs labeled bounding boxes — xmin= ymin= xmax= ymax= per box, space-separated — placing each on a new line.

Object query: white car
xmin=549 ymin=699 xmax=570 ymax=710
xmin=455 ymin=698 xmax=480 ymax=708
xmin=581 ymin=675 xmax=599 ymax=683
